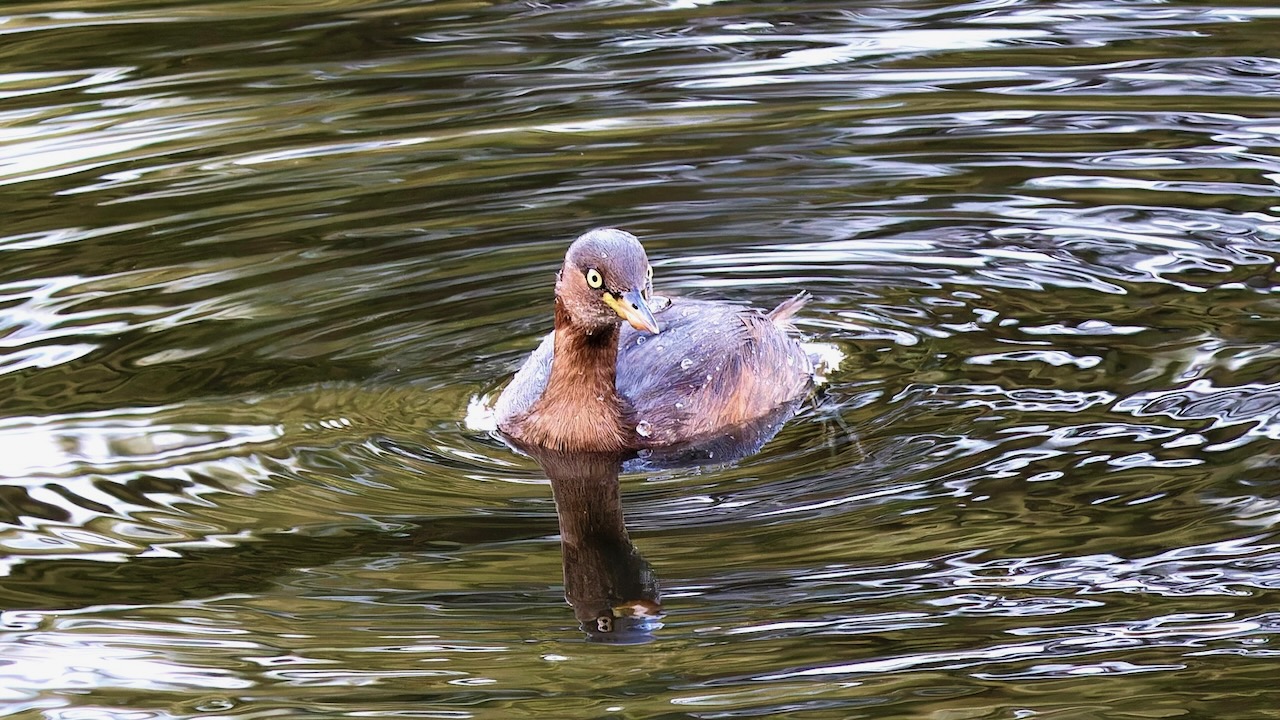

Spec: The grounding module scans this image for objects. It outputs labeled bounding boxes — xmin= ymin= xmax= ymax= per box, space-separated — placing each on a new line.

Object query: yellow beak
xmin=603 ymin=288 xmax=661 ymax=334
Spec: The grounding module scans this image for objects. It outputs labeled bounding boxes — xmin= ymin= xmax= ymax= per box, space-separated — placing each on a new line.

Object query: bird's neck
xmin=524 ymin=299 xmax=631 ymax=452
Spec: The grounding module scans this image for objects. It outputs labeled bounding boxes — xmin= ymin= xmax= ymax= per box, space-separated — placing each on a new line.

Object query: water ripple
xmin=3 ymin=0 xmax=1280 ymax=716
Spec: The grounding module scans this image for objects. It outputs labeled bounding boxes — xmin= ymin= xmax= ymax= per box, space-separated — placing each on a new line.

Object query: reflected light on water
xmin=3 ymin=0 xmax=1280 ymax=716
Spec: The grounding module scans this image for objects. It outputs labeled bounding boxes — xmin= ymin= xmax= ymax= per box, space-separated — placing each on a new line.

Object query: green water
xmin=4 ymin=1 xmax=1280 ymax=717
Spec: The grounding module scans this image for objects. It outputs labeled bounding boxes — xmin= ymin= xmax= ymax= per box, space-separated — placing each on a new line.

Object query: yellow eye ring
xmin=586 ymin=268 xmax=603 ymax=289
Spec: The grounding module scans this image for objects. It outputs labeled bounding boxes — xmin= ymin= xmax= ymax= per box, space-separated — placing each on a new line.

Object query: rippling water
xmin=5 ymin=0 xmax=1280 ymax=717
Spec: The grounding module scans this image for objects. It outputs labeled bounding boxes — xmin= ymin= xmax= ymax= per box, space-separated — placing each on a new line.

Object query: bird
xmin=494 ymin=228 xmax=813 ymax=454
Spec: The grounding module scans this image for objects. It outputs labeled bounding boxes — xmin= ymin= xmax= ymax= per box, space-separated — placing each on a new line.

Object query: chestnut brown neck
xmin=520 ymin=298 xmax=632 ymax=452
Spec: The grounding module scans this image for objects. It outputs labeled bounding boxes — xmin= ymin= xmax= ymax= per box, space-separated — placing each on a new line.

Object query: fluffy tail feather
xmin=767 ymin=290 xmax=809 ymax=328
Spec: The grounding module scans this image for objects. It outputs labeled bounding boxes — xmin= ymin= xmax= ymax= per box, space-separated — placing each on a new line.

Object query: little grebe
xmin=495 ymin=228 xmax=813 ymax=453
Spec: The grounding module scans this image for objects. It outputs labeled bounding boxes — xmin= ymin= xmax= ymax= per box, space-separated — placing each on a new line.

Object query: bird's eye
xmin=585 ymin=268 xmax=603 ymax=289
xmin=646 ymin=266 xmax=653 ymax=282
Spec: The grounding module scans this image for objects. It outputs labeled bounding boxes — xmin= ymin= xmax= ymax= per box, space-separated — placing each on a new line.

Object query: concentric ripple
xmin=2 ymin=0 xmax=1280 ymax=717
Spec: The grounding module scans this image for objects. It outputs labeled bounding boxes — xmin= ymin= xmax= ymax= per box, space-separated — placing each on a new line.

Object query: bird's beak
xmin=604 ymin=288 xmax=661 ymax=334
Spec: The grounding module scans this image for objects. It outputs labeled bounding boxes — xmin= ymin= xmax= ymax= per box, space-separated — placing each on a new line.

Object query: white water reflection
xmin=0 ymin=414 xmax=283 ymax=478
xmin=1 ymin=0 xmax=1279 ymax=716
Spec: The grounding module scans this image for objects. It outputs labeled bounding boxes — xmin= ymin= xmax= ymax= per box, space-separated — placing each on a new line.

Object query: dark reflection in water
xmin=531 ymin=448 xmax=662 ymax=642
xmin=519 ymin=399 xmax=806 ymax=641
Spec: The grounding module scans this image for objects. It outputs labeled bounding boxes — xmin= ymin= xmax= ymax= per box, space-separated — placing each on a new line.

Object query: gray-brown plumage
xmin=495 ymin=228 xmax=813 ymax=454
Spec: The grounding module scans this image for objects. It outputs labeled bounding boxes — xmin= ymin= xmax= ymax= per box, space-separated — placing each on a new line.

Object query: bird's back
xmin=617 ymin=295 xmax=812 ymax=448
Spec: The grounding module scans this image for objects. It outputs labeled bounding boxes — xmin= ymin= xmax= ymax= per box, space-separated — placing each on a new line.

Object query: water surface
xmin=4 ymin=0 xmax=1280 ymax=717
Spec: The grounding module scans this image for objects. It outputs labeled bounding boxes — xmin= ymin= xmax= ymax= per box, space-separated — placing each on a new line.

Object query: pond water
xmin=4 ymin=0 xmax=1280 ymax=717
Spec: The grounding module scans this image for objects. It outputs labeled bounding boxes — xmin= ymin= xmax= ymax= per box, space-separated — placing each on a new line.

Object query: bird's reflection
xmin=515 ymin=399 xmax=803 ymax=642
xmin=527 ymin=448 xmax=661 ymax=642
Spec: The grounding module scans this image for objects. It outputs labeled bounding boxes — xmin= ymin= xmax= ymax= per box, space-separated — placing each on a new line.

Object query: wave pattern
xmin=3 ymin=0 xmax=1280 ymax=717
